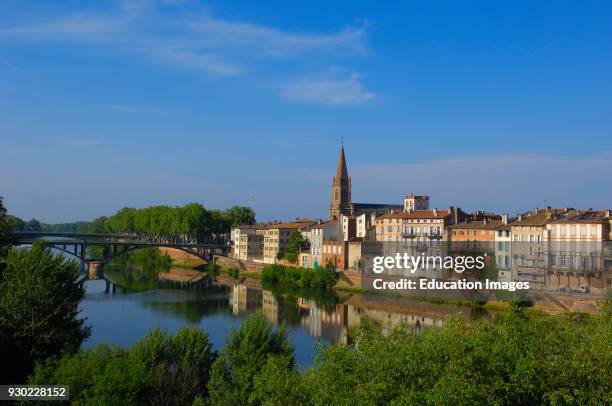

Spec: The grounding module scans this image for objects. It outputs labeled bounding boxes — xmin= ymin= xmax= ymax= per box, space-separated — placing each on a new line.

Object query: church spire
xmin=329 ymin=143 xmax=352 ymax=219
xmin=335 ymin=143 xmax=349 ymax=181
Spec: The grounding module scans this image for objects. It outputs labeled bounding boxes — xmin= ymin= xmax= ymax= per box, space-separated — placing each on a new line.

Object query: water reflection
xmin=80 ymin=264 xmax=486 ymax=366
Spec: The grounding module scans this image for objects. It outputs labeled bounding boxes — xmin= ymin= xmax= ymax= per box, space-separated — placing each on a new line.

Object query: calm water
xmin=79 ymin=265 xmax=480 ymax=368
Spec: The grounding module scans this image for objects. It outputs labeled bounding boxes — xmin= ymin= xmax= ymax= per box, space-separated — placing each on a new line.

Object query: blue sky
xmin=1 ymin=0 xmax=611 ymax=223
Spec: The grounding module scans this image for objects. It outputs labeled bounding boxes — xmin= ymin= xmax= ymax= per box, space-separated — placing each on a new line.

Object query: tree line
xmin=6 ymin=200 xmax=256 ymax=243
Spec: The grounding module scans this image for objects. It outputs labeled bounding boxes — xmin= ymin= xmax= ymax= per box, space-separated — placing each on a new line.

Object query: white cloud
xmin=281 ymin=69 xmax=375 ymax=106
xmin=0 ymin=13 xmax=132 ymax=41
xmin=0 ymin=4 xmax=367 ymax=77
xmin=148 ymin=45 xmax=244 ymax=77
xmin=185 ymin=16 xmax=367 ymax=56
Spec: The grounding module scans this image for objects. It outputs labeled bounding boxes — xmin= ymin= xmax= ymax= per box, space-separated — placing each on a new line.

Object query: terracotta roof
xmin=549 ymin=210 xmax=610 ymax=224
xmin=377 ymin=209 xmax=451 ymax=220
xmin=261 ymin=220 xmax=315 ymax=230
xmin=511 ymin=208 xmax=569 ymax=227
xmin=305 ymin=219 xmax=339 ymax=230
xmin=447 ymin=219 xmax=506 ymax=230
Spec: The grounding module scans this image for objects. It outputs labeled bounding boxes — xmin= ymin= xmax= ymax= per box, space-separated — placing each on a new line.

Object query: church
xmin=329 ymin=144 xmax=402 ymax=220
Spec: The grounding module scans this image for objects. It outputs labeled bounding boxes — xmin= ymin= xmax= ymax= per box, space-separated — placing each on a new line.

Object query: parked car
xmin=578 ymin=284 xmax=590 ymax=294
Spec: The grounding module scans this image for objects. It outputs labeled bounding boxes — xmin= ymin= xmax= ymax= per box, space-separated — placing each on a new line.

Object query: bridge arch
xmin=42 ymin=242 xmax=215 ymax=265
xmin=98 ymin=244 xmax=212 ymax=265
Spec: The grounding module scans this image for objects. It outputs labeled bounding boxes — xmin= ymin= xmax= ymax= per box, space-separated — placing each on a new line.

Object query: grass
xmin=333 ymin=285 xmax=363 ymax=293
xmin=170 ymin=258 xmax=206 ymax=269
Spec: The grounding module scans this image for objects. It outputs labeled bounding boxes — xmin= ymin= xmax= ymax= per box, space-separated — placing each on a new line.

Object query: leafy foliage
xmin=0 ymin=196 xmax=19 ymax=256
xmin=262 ymin=263 xmax=338 ymax=291
xmin=101 ymin=203 xmax=255 ymax=243
xmin=0 ymin=242 xmax=90 ymax=383
xmin=225 ymin=266 xmax=240 ymax=279
xmin=30 ymin=326 xmax=215 ymax=405
xmin=9 ymin=203 xmax=256 ymax=243
xmin=207 ymin=314 xmax=295 ymax=405
xmin=282 ymin=230 xmax=304 ymax=263
xmin=302 ymin=308 xmax=612 ymax=405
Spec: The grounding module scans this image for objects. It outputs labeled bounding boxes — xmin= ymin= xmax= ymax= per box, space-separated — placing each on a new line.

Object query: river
xmin=79 ymin=263 xmax=485 ymax=368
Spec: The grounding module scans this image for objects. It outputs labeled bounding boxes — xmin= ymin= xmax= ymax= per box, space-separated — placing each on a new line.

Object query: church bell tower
xmin=329 ymin=143 xmax=352 ymax=219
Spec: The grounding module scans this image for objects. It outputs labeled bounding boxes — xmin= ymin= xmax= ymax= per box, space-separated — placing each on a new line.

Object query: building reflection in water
xmin=226 ymin=281 xmax=465 ymax=346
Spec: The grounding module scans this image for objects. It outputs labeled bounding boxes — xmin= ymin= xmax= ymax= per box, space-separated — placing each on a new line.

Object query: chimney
xmin=606 ymin=210 xmax=610 ymax=218
xmin=433 ymin=208 xmax=438 ymax=217
xmin=518 ymin=214 xmax=522 ymax=222
xmin=484 ymin=218 xmax=488 ymax=225
xmin=502 ymin=214 xmax=508 ymax=225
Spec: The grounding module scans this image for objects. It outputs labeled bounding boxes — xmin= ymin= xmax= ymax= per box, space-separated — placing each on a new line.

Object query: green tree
xmin=30 ymin=326 xmax=215 ymax=405
xmin=0 ymin=241 xmax=90 ymax=383
xmin=283 ymin=229 xmax=304 ymax=263
xmin=130 ymin=326 xmax=216 ymax=404
xmin=0 ymin=196 xmax=16 ymax=256
xmin=90 ymin=216 xmax=108 ymax=233
xmin=224 ymin=205 xmax=256 ymax=227
xmin=23 ymin=218 xmax=42 ymax=231
xmin=303 ymin=309 xmax=612 ymax=405
xmin=208 ymin=314 xmax=294 ymax=405
xmin=250 ymin=354 xmax=305 ymax=406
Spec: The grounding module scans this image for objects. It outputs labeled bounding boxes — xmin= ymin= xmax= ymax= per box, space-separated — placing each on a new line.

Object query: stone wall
xmin=214 ymin=255 xmax=266 ymax=274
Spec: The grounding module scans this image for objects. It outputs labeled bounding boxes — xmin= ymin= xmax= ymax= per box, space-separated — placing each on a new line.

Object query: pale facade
xmin=238 ymin=232 xmax=264 ymax=262
xmin=510 ymin=208 xmax=569 ymax=289
xmin=375 ymin=208 xmax=461 ymax=242
xmin=494 ymin=221 xmax=512 ymax=283
xmin=262 ymin=220 xmax=315 ymax=264
xmin=403 ymin=194 xmax=429 ymax=212
xmin=306 ymin=219 xmax=341 ymax=268
xmin=230 ymin=225 xmax=257 ymax=258
xmin=543 ymin=210 xmax=611 ymax=294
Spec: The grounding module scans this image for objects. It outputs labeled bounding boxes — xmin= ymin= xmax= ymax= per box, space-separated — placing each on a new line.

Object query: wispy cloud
xmin=148 ymin=45 xmax=244 ymax=77
xmin=281 ymin=69 xmax=375 ymax=106
xmin=58 ymin=138 xmax=102 ymax=148
xmin=0 ymin=13 xmax=133 ymax=41
xmin=0 ymin=2 xmax=369 ymax=87
xmin=185 ymin=16 xmax=367 ymax=57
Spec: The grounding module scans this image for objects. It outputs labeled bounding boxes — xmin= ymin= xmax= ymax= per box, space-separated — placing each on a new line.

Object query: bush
xmin=30 ymin=326 xmax=216 ymax=405
xmin=207 ymin=314 xmax=294 ymax=405
xmin=261 ymin=263 xmax=337 ymax=291
xmin=283 ymin=252 xmax=298 ymax=263
xmin=225 ymin=267 xmax=240 ymax=279
xmin=302 ymin=309 xmax=612 ymax=405
xmin=206 ymin=262 xmax=221 ymax=277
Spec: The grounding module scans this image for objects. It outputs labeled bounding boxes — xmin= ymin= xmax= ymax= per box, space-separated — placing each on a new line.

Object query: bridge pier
xmin=104 ymin=279 xmax=117 ymax=295
xmin=87 ymin=261 xmax=105 ymax=280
